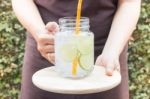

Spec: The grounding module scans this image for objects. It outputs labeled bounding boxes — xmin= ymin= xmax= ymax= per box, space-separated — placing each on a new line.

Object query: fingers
xmin=37 ymin=43 xmax=55 ymax=64
xmin=46 ymin=22 xmax=59 ymax=34
xmin=95 ymin=55 xmax=105 ymax=66
xmin=115 ymin=61 xmax=121 ymax=72
xmin=37 ymin=33 xmax=54 ymax=45
xmin=36 ymin=21 xmax=59 ymax=65
xmin=37 ymin=33 xmax=55 ymax=64
xmin=40 ymin=53 xmax=55 ymax=64
xmin=105 ymin=62 xmax=120 ymax=76
xmin=95 ymin=56 xmax=114 ymax=76
xmin=105 ymin=64 xmax=114 ymax=76
xmin=95 ymin=55 xmax=120 ymax=76
xmin=38 ymin=45 xmax=54 ymax=53
xmin=47 ymin=53 xmax=55 ymax=64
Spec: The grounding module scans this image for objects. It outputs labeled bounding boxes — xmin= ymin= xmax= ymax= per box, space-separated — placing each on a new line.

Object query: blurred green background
xmin=0 ymin=0 xmax=150 ymax=99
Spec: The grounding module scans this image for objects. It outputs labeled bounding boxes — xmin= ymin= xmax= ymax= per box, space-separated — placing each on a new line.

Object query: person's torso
xmin=32 ymin=0 xmax=118 ymax=55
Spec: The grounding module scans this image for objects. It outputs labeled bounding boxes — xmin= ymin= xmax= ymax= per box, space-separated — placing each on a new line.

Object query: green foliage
xmin=0 ymin=0 xmax=149 ymax=99
xmin=0 ymin=0 xmax=25 ymax=99
xmin=128 ymin=1 xmax=150 ymax=99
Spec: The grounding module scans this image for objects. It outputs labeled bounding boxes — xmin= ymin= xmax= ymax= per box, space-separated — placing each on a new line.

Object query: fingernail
xmin=106 ymin=71 xmax=113 ymax=76
xmin=106 ymin=67 xmax=113 ymax=76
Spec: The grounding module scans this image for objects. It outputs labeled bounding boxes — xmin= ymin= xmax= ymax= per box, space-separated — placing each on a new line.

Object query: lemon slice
xmin=77 ymin=36 xmax=93 ymax=55
xmin=60 ymin=44 xmax=77 ymax=61
xmin=79 ymin=54 xmax=94 ymax=71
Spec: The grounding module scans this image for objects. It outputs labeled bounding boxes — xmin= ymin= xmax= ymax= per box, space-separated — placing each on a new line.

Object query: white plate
xmin=32 ymin=65 xmax=121 ymax=94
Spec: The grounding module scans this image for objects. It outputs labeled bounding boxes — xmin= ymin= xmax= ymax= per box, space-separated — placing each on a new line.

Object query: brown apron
xmin=21 ymin=0 xmax=129 ymax=99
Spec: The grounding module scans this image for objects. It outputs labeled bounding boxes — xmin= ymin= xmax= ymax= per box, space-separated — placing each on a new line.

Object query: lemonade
xmin=55 ymin=31 xmax=94 ymax=78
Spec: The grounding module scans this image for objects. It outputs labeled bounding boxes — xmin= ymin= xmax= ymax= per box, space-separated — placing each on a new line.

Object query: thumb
xmin=46 ymin=22 xmax=59 ymax=34
xmin=105 ymin=64 xmax=114 ymax=76
xmin=95 ymin=55 xmax=104 ymax=66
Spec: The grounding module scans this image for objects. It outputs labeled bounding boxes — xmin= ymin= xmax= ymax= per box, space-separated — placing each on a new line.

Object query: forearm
xmin=12 ymin=0 xmax=45 ymax=40
xmin=103 ymin=0 xmax=141 ymax=56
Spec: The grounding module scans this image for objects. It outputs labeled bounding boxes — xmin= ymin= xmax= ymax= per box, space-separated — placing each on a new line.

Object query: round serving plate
xmin=32 ymin=65 xmax=121 ymax=94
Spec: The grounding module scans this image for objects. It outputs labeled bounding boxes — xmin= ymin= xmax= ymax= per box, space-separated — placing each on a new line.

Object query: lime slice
xmin=60 ymin=44 xmax=77 ymax=61
xmin=79 ymin=54 xmax=94 ymax=71
xmin=77 ymin=36 xmax=93 ymax=55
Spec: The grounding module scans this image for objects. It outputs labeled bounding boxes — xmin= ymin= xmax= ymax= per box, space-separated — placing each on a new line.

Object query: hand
xmin=95 ymin=53 xmax=120 ymax=76
xmin=35 ymin=22 xmax=59 ymax=64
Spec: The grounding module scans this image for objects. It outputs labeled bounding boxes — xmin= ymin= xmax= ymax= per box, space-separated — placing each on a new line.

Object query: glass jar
xmin=55 ymin=17 xmax=94 ymax=78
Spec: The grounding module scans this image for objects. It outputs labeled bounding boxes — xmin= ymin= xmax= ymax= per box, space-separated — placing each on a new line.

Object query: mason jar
xmin=55 ymin=17 xmax=94 ymax=78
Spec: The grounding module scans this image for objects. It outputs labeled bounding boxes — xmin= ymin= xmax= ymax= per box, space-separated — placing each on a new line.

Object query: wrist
xmin=102 ymin=48 xmax=120 ymax=58
xmin=102 ymin=42 xmax=121 ymax=58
